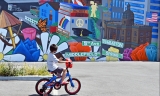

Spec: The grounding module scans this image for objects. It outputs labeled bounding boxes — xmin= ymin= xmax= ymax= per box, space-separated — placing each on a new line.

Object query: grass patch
xmin=0 ymin=63 xmax=50 ymax=76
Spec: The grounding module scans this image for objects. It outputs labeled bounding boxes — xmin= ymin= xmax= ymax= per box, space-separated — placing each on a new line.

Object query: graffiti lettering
xmin=82 ymin=41 xmax=101 ymax=46
xmin=102 ymin=39 xmax=124 ymax=48
xmin=65 ymin=52 xmax=100 ymax=57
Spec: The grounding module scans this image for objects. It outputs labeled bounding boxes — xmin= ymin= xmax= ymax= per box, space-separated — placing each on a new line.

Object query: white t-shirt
xmin=47 ymin=53 xmax=59 ymax=71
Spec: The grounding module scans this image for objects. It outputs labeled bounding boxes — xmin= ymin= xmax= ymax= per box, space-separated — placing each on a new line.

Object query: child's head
xmin=50 ymin=44 xmax=58 ymax=53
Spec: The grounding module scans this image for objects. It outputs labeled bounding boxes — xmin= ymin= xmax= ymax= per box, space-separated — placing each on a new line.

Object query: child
xmin=47 ymin=44 xmax=69 ymax=85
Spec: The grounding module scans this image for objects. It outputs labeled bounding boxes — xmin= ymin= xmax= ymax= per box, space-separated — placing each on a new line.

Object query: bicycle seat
xmin=48 ymin=70 xmax=56 ymax=74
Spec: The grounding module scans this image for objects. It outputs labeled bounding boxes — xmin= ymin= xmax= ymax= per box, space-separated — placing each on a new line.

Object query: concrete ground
xmin=0 ymin=62 xmax=159 ymax=96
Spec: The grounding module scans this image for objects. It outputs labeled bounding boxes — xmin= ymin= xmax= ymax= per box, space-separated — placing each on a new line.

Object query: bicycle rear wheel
xmin=64 ymin=78 xmax=81 ymax=95
xmin=35 ymin=78 xmax=53 ymax=95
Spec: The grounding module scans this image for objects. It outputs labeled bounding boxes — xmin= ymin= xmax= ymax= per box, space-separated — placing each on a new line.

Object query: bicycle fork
xmin=66 ymin=72 xmax=75 ymax=87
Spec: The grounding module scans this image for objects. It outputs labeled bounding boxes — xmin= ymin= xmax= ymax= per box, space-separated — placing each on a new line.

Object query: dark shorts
xmin=52 ymin=67 xmax=63 ymax=74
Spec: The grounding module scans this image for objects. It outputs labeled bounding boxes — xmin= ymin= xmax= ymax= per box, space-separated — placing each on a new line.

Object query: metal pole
xmin=100 ymin=27 xmax=102 ymax=56
xmin=157 ymin=21 xmax=160 ymax=61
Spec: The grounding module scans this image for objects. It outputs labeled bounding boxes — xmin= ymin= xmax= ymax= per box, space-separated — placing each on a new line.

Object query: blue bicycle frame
xmin=43 ymin=69 xmax=75 ymax=88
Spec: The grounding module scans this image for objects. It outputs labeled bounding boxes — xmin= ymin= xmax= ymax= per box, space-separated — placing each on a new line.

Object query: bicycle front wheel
xmin=35 ymin=78 xmax=53 ymax=95
xmin=65 ymin=78 xmax=81 ymax=95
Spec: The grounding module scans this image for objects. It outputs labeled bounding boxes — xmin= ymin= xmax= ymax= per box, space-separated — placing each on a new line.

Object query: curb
xmin=0 ymin=75 xmax=52 ymax=81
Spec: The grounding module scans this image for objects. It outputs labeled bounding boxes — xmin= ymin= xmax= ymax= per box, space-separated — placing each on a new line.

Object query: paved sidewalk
xmin=0 ymin=62 xmax=159 ymax=96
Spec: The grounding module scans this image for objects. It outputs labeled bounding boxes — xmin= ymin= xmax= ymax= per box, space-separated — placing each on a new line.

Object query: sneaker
xmin=61 ymin=81 xmax=69 ymax=85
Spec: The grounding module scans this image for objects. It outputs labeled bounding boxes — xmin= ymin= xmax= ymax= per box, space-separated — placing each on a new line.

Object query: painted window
xmin=125 ymin=2 xmax=144 ymax=8
xmin=140 ymin=38 xmax=143 ymax=42
xmin=134 ymin=14 xmax=144 ymax=19
xmin=140 ymin=32 xmax=143 ymax=36
xmin=127 ymin=32 xmax=130 ymax=36
xmin=116 ymin=0 xmax=118 ymax=7
xmin=122 ymin=31 xmax=124 ymax=34
xmin=121 ymin=36 xmax=124 ymax=40
xmin=46 ymin=4 xmax=48 ymax=7
xmin=133 ymin=37 xmax=136 ymax=41
xmin=112 ymin=12 xmax=114 ymax=18
xmin=49 ymin=14 xmax=52 ymax=20
xmin=72 ymin=19 xmax=74 ymax=23
xmin=106 ymin=3 xmax=108 ymax=7
xmin=85 ymin=20 xmax=87 ymax=24
xmin=134 ymin=31 xmax=137 ymax=36
xmin=146 ymin=38 xmax=149 ymax=41
xmin=113 ymin=0 xmax=115 ymax=6
xmin=146 ymin=32 xmax=149 ymax=37
xmin=122 ymin=1 xmax=124 ymax=8
xmin=119 ymin=1 xmax=121 ymax=7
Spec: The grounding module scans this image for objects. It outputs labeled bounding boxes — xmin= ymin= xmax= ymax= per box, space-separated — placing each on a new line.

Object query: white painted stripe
xmin=52 ymin=90 xmax=59 ymax=95
xmin=152 ymin=32 xmax=158 ymax=35
xmin=151 ymin=38 xmax=158 ymax=43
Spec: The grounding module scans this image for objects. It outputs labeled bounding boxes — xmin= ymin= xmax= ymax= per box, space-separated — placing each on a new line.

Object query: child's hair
xmin=50 ymin=44 xmax=58 ymax=52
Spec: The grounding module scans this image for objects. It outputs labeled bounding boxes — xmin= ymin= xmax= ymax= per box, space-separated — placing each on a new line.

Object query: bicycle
xmin=35 ymin=59 xmax=81 ymax=96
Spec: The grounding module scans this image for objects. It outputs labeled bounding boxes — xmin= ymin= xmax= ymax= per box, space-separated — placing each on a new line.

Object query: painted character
xmin=123 ymin=48 xmax=132 ymax=61
xmin=90 ymin=1 xmax=98 ymax=18
xmin=145 ymin=44 xmax=157 ymax=61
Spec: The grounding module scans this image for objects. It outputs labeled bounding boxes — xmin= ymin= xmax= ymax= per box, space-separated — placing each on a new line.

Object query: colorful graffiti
xmin=0 ymin=0 xmax=159 ymax=62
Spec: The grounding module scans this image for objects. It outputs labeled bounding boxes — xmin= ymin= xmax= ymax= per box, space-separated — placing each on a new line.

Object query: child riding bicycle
xmin=47 ymin=44 xmax=69 ymax=85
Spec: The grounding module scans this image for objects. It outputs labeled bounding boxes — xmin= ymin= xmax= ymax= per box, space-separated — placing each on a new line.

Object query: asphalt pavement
xmin=0 ymin=62 xmax=159 ymax=96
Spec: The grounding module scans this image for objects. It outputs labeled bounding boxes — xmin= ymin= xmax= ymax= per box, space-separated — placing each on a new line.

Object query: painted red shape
xmin=50 ymin=26 xmax=57 ymax=33
xmin=69 ymin=42 xmax=91 ymax=61
xmin=130 ymin=42 xmax=149 ymax=61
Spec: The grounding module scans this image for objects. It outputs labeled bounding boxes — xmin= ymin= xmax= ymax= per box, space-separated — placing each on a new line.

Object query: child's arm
xmin=58 ymin=57 xmax=69 ymax=63
xmin=58 ymin=60 xmax=68 ymax=63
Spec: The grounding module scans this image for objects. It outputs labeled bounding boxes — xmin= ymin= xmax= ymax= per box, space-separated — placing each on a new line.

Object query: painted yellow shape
xmin=106 ymin=47 xmax=119 ymax=61
xmin=80 ymin=30 xmax=83 ymax=36
xmin=90 ymin=57 xmax=96 ymax=61
xmin=0 ymin=52 xmax=4 ymax=60
xmin=43 ymin=54 xmax=48 ymax=61
xmin=90 ymin=1 xmax=98 ymax=18
xmin=8 ymin=26 xmax=16 ymax=49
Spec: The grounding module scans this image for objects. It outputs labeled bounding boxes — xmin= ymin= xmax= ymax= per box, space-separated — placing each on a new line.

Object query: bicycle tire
xmin=35 ymin=78 xmax=53 ymax=95
xmin=64 ymin=78 xmax=81 ymax=95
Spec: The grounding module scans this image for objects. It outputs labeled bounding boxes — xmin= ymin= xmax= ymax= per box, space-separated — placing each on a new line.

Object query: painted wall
xmin=0 ymin=0 xmax=159 ymax=62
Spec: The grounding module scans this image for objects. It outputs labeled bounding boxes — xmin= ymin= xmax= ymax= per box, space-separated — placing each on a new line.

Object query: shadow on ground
xmin=29 ymin=94 xmax=71 ymax=96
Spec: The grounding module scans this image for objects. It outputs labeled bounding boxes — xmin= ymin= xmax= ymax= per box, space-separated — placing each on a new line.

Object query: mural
xmin=0 ymin=0 xmax=159 ymax=62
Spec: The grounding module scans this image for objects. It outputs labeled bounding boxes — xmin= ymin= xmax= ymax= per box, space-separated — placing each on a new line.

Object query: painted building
xmin=39 ymin=2 xmax=60 ymax=26
xmin=111 ymin=0 xmax=124 ymax=21
xmin=58 ymin=2 xmax=89 ymax=36
xmin=104 ymin=4 xmax=152 ymax=48
xmin=124 ymin=0 xmax=150 ymax=25
xmin=102 ymin=0 xmax=112 ymax=28
xmin=147 ymin=0 xmax=160 ymax=45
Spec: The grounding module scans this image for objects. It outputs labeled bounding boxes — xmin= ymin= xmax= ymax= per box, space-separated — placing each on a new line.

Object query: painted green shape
xmin=5 ymin=50 xmax=13 ymax=55
xmin=102 ymin=39 xmax=124 ymax=48
xmin=65 ymin=52 xmax=101 ymax=57
xmin=39 ymin=45 xmax=43 ymax=50
xmin=102 ymin=49 xmax=123 ymax=59
xmin=52 ymin=22 xmax=58 ymax=26
xmin=94 ymin=22 xmax=101 ymax=39
xmin=151 ymin=42 xmax=157 ymax=46
xmin=82 ymin=41 xmax=101 ymax=46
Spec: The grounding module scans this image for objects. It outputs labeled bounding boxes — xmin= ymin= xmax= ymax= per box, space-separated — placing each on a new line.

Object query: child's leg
xmin=61 ymin=68 xmax=67 ymax=83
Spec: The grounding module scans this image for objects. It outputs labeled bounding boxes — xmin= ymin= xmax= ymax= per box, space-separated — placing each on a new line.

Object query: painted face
xmin=145 ymin=45 xmax=157 ymax=61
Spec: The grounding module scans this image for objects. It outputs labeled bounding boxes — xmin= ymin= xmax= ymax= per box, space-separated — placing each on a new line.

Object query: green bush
xmin=0 ymin=63 xmax=50 ymax=76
